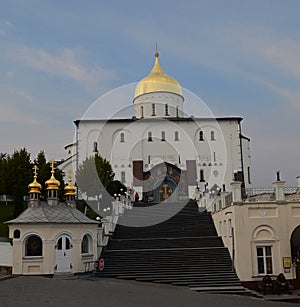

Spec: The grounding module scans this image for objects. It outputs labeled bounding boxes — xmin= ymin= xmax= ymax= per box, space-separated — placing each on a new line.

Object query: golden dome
xmin=135 ymin=52 xmax=182 ymax=98
xmin=64 ymin=170 xmax=76 ymax=196
xmin=28 ymin=166 xmax=42 ymax=194
xmin=45 ymin=160 xmax=60 ymax=190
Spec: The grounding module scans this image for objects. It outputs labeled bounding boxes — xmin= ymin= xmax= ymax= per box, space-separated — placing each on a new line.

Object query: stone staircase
xmin=96 ymin=200 xmax=250 ymax=295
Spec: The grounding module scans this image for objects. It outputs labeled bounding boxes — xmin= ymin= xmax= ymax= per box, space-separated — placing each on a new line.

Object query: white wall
xmin=0 ymin=242 xmax=12 ymax=267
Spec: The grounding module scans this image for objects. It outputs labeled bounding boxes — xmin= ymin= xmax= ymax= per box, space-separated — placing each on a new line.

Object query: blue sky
xmin=0 ymin=0 xmax=299 ymax=186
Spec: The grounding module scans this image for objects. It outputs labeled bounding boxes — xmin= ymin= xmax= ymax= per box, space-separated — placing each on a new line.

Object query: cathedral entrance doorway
xmin=55 ymin=235 xmax=72 ymax=273
xmin=143 ymin=162 xmax=187 ymax=203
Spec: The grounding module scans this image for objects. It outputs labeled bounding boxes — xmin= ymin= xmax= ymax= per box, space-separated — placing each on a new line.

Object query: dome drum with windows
xmin=134 ymin=52 xmax=184 ymax=118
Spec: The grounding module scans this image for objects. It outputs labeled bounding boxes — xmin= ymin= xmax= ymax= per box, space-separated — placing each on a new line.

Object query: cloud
xmin=9 ymin=47 xmax=116 ymax=90
xmin=254 ymin=39 xmax=300 ymax=80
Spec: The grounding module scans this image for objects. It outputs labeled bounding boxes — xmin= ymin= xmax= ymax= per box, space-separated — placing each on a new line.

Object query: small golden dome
xmin=28 ymin=166 xmax=42 ymax=194
xmin=64 ymin=170 xmax=76 ymax=196
xmin=45 ymin=160 xmax=60 ymax=190
xmin=135 ymin=52 xmax=182 ymax=98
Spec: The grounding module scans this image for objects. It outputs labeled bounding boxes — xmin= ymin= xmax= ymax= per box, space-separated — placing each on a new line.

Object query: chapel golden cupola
xmin=28 ymin=165 xmax=42 ymax=194
xmin=64 ymin=170 xmax=76 ymax=206
xmin=45 ymin=160 xmax=60 ymax=191
xmin=45 ymin=160 xmax=60 ymax=205
xmin=28 ymin=165 xmax=42 ymax=207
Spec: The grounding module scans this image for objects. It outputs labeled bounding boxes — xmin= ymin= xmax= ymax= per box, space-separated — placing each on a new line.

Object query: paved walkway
xmin=0 ymin=275 xmax=299 ymax=307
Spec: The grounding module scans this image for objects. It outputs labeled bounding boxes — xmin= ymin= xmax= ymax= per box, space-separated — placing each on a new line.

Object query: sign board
xmin=283 ymin=257 xmax=291 ymax=273
xmin=99 ymin=258 xmax=105 ymax=271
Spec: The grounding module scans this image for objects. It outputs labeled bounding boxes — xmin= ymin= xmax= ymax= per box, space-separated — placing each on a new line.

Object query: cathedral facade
xmin=61 ymin=52 xmax=251 ymax=204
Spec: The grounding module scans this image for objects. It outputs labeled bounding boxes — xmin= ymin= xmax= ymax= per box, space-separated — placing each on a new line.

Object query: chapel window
xmin=120 ymin=132 xmax=125 ymax=143
xmin=81 ymin=234 xmax=92 ymax=254
xmin=161 ymin=131 xmax=166 ymax=141
xmin=65 ymin=237 xmax=71 ymax=250
xmin=14 ymin=229 xmax=21 ymax=239
xmin=148 ymin=132 xmax=153 ymax=142
xmin=25 ymin=235 xmax=43 ymax=256
xmin=174 ymin=131 xmax=179 ymax=141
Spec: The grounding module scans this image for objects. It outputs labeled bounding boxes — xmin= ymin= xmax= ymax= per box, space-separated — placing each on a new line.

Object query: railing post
xmin=230 ymin=181 xmax=242 ymax=203
xmin=273 ymin=180 xmax=286 ymax=201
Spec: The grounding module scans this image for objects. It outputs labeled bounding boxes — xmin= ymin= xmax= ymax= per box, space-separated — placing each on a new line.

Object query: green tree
xmin=0 ymin=153 xmax=8 ymax=194
xmin=6 ymin=148 xmax=33 ymax=217
xmin=76 ymin=154 xmax=115 ymax=199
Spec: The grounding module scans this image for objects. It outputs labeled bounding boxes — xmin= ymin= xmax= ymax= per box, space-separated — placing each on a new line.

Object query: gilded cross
xmin=32 ymin=165 xmax=38 ymax=177
xmin=50 ymin=159 xmax=55 ymax=173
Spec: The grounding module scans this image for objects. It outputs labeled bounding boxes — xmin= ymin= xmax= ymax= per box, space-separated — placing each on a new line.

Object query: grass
xmin=0 ymin=204 xmax=14 ymax=238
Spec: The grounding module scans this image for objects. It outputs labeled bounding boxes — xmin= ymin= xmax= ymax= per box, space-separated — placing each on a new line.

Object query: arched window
xmin=211 ymin=131 xmax=215 ymax=141
xmin=141 ymin=106 xmax=144 ymax=118
xmin=25 ymin=235 xmax=42 ymax=256
xmin=165 ymin=104 xmax=169 ymax=116
xmin=81 ymin=234 xmax=93 ymax=254
xmin=120 ymin=132 xmax=125 ymax=143
xmin=174 ymin=131 xmax=179 ymax=141
xmin=200 ymin=169 xmax=205 ymax=182
xmin=161 ymin=131 xmax=166 ymax=141
xmin=247 ymin=166 xmax=251 ymax=184
xmin=14 ymin=229 xmax=21 ymax=239
xmin=199 ymin=131 xmax=204 ymax=141
xmin=93 ymin=142 xmax=98 ymax=153
xmin=148 ymin=131 xmax=153 ymax=142
xmin=176 ymin=106 xmax=179 ymax=117
xmin=152 ymin=103 xmax=156 ymax=116
xmin=121 ymin=171 xmax=126 ymax=184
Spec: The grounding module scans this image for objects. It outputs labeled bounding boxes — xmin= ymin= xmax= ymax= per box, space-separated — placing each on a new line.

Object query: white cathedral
xmin=60 ymin=52 xmax=252 ymax=204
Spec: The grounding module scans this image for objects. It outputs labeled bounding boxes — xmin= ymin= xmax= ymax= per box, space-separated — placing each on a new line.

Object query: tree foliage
xmin=0 ymin=149 xmax=65 ymax=216
xmin=76 ymin=154 xmax=115 ymax=199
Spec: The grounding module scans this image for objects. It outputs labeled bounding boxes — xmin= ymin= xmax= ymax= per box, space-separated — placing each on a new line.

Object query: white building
xmin=207 ymin=175 xmax=300 ymax=290
xmin=5 ymin=164 xmax=98 ymax=275
xmin=60 ymin=52 xmax=251 ymax=204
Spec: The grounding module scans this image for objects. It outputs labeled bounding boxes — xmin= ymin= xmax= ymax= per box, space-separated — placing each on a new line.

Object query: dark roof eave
xmin=74 ymin=116 xmax=243 ymax=124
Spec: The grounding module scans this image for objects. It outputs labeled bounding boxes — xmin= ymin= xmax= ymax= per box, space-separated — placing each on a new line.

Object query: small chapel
xmin=5 ymin=162 xmax=98 ymax=275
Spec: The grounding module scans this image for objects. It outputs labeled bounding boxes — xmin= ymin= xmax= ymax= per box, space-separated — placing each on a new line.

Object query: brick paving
xmin=0 ymin=275 xmax=298 ymax=307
